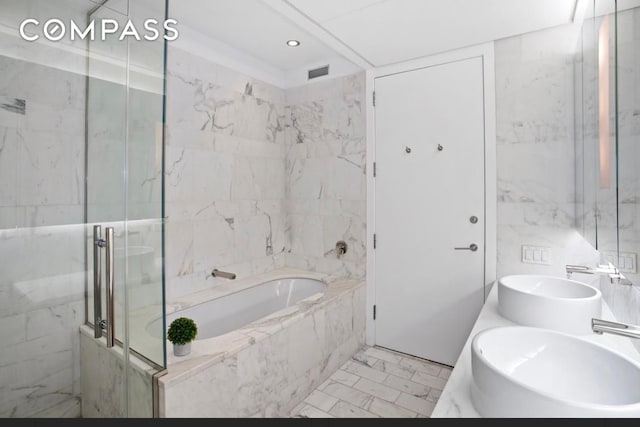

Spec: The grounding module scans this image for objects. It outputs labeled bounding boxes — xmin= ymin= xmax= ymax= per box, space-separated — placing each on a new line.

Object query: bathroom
xmin=0 ymin=0 xmax=639 ymax=418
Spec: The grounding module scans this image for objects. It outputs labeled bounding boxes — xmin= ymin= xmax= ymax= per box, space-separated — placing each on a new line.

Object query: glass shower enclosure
xmin=0 ymin=0 xmax=167 ymax=418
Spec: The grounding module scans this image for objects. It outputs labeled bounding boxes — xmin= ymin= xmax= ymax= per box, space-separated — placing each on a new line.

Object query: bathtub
xmin=150 ymin=277 xmax=327 ymax=340
xmin=157 ymin=268 xmax=365 ymax=418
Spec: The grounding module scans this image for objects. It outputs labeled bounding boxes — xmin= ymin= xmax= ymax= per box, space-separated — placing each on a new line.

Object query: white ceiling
xmin=11 ymin=0 xmax=635 ymax=89
xmin=169 ymin=0 xmax=345 ymax=72
xmin=167 ymin=0 xmax=599 ymax=80
xmin=286 ymin=0 xmax=581 ymax=66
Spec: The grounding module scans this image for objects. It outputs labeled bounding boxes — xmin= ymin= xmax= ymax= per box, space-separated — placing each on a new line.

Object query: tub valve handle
xmin=336 ymin=241 xmax=348 ymax=258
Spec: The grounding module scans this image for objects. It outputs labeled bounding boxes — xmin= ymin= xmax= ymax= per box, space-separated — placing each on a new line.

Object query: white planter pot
xmin=173 ymin=342 xmax=191 ymax=357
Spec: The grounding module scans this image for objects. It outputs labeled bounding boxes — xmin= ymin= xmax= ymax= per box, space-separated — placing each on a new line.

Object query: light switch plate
xmin=521 ymin=245 xmax=551 ymax=265
xmin=602 ymin=251 xmax=637 ymax=274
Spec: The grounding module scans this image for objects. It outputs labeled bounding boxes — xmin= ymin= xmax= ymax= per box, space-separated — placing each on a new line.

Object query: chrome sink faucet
xmin=592 ymin=319 xmax=640 ymax=340
xmin=565 ymin=262 xmax=632 ymax=285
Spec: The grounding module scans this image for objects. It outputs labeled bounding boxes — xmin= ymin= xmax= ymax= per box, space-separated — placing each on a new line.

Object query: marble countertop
xmin=431 ymin=281 xmax=640 ymax=418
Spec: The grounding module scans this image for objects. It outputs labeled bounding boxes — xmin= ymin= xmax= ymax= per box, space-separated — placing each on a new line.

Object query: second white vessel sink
xmin=498 ymin=275 xmax=601 ymax=334
xmin=471 ymin=326 xmax=640 ymax=417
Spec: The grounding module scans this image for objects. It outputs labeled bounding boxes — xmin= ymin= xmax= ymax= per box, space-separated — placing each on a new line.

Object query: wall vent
xmin=308 ymin=65 xmax=329 ymax=80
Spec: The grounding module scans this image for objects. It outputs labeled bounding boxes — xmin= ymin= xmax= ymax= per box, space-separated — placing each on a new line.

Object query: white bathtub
xmin=158 ymin=269 xmax=365 ymax=417
xmin=153 ymin=277 xmax=327 ymax=340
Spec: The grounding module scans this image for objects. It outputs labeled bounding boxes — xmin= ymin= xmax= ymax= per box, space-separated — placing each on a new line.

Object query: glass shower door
xmin=85 ymin=0 xmax=166 ymax=417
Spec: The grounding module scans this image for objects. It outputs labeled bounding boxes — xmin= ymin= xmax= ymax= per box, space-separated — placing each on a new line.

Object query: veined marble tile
xmin=325 ymin=370 xmax=360 ymax=388
xmin=353 ymin=378 xmax=401 ymax=402
xmin=371 ymin=360 xmax=415 ymax=380
xmin=292 ymin=403 xmax=335 ymax=418
xmin=343 ymin=361 xmax=388 ymax=384
xmin=303 ymin=390 xmax=339 ymax=412
xmin=383 ymin=375 xmax=431 ymax=397
xmin=396 ymin=393 xmax=437 ymax=417
xmin=329 ymin=401 xmax=378 ymax=418
xmin=322 ymin=382 xmax=373 ymax=408
xmin=365 ymin=397 xmax=417 ymax=418
xmin=494 ymin=23 xmax=600 ymax=282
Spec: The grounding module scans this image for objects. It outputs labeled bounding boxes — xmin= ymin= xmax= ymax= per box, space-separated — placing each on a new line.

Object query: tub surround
xmin=164 ymin=46 xmax=289 ymax=302
xmin=432 ymin=281 xmax=640 ymax=418
xmin=284 ymin=73 xmax=367 ymax=279
xmin=164 ymin=45 xmax=367 ymax=308
xmin=158 ymin=268 xmax=365 ymax=417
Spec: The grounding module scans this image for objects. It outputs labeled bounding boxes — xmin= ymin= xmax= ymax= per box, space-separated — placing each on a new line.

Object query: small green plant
xmin=167 ymin=317 xmax=198 ymax=345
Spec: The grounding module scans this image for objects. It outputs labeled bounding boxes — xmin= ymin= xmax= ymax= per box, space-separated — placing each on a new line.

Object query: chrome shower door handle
xmin=105 ymin=227 xmax=115 ymax=348
xmin=93 ymin=225 xmax=103 ymax=339
xmin=455 ymin=244 xmax=478 ymax=252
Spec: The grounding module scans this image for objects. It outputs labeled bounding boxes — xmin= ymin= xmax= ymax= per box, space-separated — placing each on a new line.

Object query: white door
xmin=374 ymin=57 xmax=486 ymax=366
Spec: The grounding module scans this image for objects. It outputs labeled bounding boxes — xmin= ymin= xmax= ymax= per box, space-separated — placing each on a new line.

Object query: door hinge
xmin=373 ymin=305 xmax=377 ymax=320
xmin=373 ymin=162 xmax=376 ymax=177
xmin=373 ymin=91 xmax=376 ymax=107
xmin=373 ymin=233 xmax=377 ymax=249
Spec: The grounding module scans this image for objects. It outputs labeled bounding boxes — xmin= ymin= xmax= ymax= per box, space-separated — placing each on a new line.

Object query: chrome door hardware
xmin=105 ymin=227 xmax=115 ymax=348
xmin=437 ymin=144 xmax=444 ymax=151
xmin=470 ymin=216 xmax=479 ymax=224
xmin=93 ymin=225 xmax=103 ymax=339
xmin=405 ymin=146 xmax=412 ymax=154
xmin=455 ymin=244 xmax=478 ymax=252
xmin=93 ymin=225 xmax=115 ymax=347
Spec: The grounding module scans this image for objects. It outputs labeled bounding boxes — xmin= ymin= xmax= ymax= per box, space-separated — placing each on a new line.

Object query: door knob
xmin=455 ymin=244 xmax=478 ymax=252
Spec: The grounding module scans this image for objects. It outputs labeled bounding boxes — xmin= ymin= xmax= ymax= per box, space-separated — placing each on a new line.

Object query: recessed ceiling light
xmin=286 ymin=40 xmax=301 ymax=47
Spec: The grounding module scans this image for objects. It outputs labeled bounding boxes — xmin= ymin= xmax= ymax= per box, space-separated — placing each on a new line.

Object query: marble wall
xmin=0 ymin=55 xmax=86 ymax=418
xmin=494 ymin=24 xmax=600 ymax=279
xmin=164 ymin=46 xmax=367 ymax=304
xmin=164 ymin=47 xmax=289 ymax=301
xmin=284 ymin=73 xmax=367 ymax=279
xmin=602 ymin=6 xmax=640 ymax=351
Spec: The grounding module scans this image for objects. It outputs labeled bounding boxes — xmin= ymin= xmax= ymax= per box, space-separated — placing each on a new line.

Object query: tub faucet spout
xmin=211 ymin=269 xmax=236 ymax=280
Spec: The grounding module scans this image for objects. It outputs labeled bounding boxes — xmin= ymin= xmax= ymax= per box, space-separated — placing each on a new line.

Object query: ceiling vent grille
xmin=308 ymin=65 xmax=330 ymax=80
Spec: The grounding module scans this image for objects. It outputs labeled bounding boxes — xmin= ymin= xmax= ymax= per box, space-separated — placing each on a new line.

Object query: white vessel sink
xmin=470 ymin=326 xmax=640 ymax=417
xmin=498 ymin=275 xmax=601 ymax=334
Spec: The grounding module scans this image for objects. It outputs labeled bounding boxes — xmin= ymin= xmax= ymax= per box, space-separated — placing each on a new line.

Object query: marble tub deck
xmin=158 ymin=267 xmax=366 ymax=417
xmin=291 ymin=346 xmax=451 ymax=418
xmin=160 ymin=268 xmax=363 ymax=382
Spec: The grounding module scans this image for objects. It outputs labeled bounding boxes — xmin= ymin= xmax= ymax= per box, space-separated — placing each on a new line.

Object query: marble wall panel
xmin=284 ymin=73 xmax=367 ymax=279
xmin=164 ymin=46 xmax=367 ymax=301
xmin=79 ymin=327 xmax=154 ymax=418
xmin=602 ymin=7 xmax=640 ymax=351
xmin=0 ymin=53 xmax=86 ymax=418
xmin=495 ymin=25 xmax=600 ymax=278
xmin=164 ymin=47 xmax=289 ymax=301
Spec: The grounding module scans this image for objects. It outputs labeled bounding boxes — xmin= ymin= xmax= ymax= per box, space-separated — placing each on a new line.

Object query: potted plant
xmin=167 ymin=317 xmax=198 ymax=356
